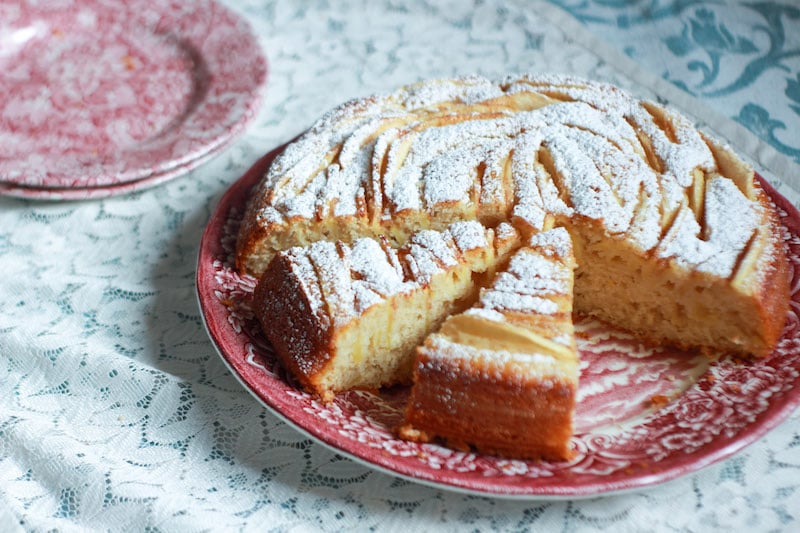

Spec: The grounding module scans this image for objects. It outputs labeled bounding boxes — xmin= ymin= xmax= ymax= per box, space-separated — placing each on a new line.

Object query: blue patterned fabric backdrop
xmin=551 ymin=0 xmax=800 ymax=163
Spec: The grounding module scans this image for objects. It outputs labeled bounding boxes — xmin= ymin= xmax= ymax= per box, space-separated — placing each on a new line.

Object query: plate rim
xmin=196 ymin=145 xmax=800 ymax=498
xmin=0 ymin=143 xmax=220 ymax=201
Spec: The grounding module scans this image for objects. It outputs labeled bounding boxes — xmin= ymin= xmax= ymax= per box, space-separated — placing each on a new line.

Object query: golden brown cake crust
xmin=750 ymin=193 xmax=792 ymax=357
xmin=400 ymin=355 xmax=576 ymax=461
xmin=254 ymin=252 xmax=335 ymax=397
xmin=253 ymin=222 xmax=521 ymax=401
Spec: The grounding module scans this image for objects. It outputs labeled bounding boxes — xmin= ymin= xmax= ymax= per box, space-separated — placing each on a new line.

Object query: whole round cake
xmin=236 ymin=74 xmax=791 ymax=460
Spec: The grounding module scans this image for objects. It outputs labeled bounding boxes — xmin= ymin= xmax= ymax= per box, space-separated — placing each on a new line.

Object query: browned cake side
xmin=401 ymin=345 xmax=577 ymax=461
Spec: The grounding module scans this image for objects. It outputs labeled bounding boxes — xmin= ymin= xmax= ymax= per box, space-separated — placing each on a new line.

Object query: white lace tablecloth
xmin=1 ymin=1 xmax=799 ymax=530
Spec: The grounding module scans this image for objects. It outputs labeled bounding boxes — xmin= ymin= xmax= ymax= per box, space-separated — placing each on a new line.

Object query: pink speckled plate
xmin=0 ymin=147 xmax=217 ymax=200
xmin=0 ymin=0 xmax=266 ymax=197
xmin=197 ymin=148 xmax=800 ymax=498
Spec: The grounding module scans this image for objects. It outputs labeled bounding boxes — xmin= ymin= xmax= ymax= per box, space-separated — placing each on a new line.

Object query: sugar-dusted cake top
xmin=240 ymin=73 xmax=765 ymax=281
xmin=273 ymin=220 xmax=501 ymax=326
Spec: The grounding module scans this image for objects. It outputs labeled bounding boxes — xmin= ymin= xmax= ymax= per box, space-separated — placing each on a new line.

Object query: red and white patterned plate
xmin=0 ymin=144 xmax=221 ymax=201
xmin=0 ymin=0 xmax=266 ymax=197
xmin=197 ymin=147 xmax=800 ymax=498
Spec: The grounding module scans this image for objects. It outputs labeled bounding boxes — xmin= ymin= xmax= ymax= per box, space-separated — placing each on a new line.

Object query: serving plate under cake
xmin=197 ymin=146 xmax=800 ymax=498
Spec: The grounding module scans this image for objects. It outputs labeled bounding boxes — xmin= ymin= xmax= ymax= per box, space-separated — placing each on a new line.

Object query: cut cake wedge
xmin=253 ymin=221 xmax=521 ymax=401
xmin=400 ymin=228 xmax=578 ymax=461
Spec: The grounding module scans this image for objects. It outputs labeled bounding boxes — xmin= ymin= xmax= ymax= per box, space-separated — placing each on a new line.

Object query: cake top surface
xmin=242 ymin=73 xmax=767 ymax=282
xmin=423 ymin=227 xmax=577 ymax=373
xmin=278 ymin=220 xmax=499 ymax=325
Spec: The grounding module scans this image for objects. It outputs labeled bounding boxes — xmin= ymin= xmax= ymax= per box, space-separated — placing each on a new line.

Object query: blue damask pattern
xmin=551 ymin=0 xmax=800 ymax=163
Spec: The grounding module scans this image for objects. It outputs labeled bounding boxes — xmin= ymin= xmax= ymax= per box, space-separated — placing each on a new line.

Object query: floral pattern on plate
xmin=197 ymin=148 xmax=800 ymax=498
xmin=0 ymin=0 xmax=267 ymax=191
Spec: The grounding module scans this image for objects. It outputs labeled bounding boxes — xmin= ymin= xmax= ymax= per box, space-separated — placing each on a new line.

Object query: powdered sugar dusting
xmin=419 ymin=227 xmax=576 ymax=375
xmin=420 ymin=335 xmax=573 ymax=379
xmin=277 ymin=222 xmax=495 ymax=324
xmin=449 ymin=220 xmax=489 ymax=254
xmin=244 ymin=73 xmax=763 ymax=283
xmin=699 ymin=175 xmax=759 ymax=275
xmin=404 ymin=229 xmax=460 ymax=281
xmin=655 ymin=174 xmax=759 ymax=275
xmin=528 ymin=226 xmax=572 ymax=258
xmin=284 ymin=248 xmax=326 ymax=321
xmin=479 ymin=231 xmax=573 ymax=315
xmin=350 ymin=239 xmax=407 ymax=297
xmin=481 ymin=290 xmax=560 ymax=314
xmin=401 ymin=75 xmax=504 ymax=109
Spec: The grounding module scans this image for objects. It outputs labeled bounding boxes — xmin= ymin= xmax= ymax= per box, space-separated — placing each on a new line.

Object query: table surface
xmin=1 ymin=0 xmax=799 ymax=531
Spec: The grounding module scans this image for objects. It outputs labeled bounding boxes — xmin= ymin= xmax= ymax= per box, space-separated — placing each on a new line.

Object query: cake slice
xmin=400 ymin=228 xmax=578 ymax=461
xmin=253 ymin=221 xmax=521 ymax=401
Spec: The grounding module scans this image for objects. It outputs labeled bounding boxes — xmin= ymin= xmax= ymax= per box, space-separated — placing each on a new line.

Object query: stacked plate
xmin=0 ymin=0 xmax=267 ymax=200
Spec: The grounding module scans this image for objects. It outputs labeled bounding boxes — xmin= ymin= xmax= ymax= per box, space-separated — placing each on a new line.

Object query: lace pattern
xmin=1 ymin=0 xmax=798 ymax=530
